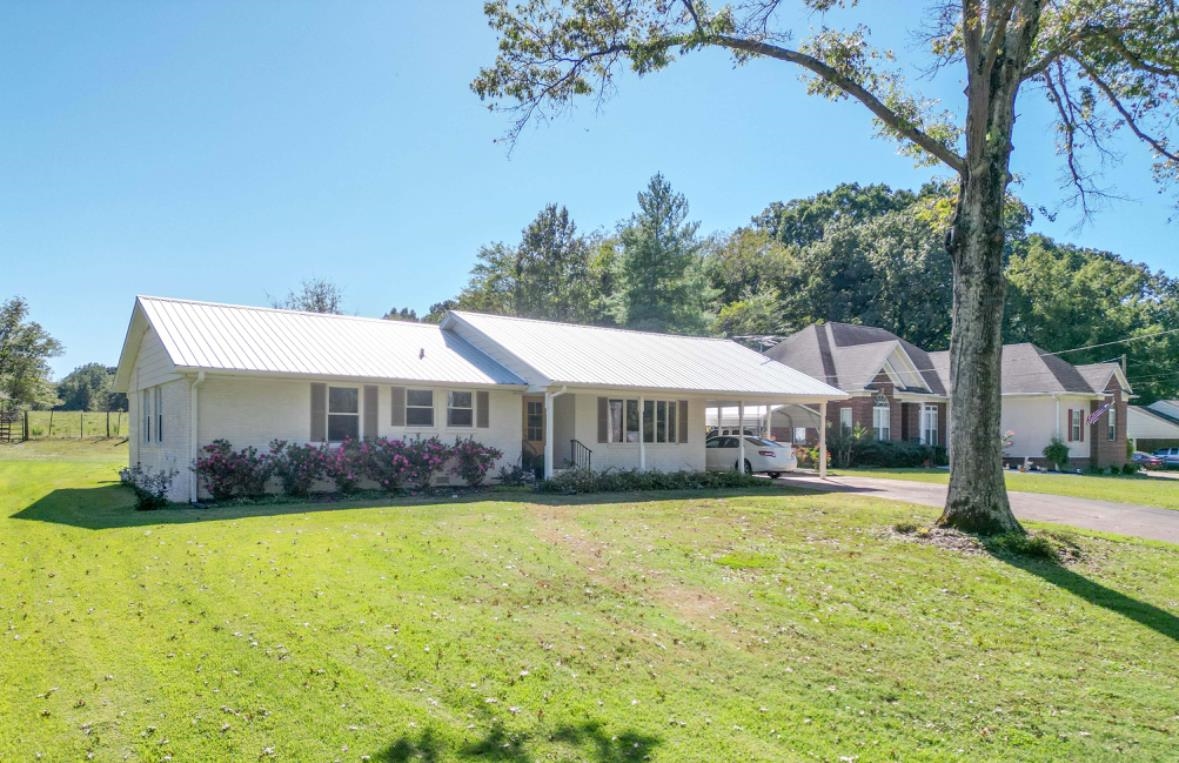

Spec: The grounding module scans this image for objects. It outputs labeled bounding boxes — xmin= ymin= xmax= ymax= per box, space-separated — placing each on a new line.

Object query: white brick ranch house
xmin=114 ymin=297 xmax=846 ymax=502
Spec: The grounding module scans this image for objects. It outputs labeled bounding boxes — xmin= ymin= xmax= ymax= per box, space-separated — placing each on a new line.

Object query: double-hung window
xmin=642 ymin=400 xmax=678 ymax=443
xmin=1107 ymin=405 xmax=1117 ymax=441
xmin=921 ymin=404 xmax=938 ymax=446
xmin=447 ymin=391 xmax=474 ymax=427
xmin=406 ymin=389 xmax=434 ymax=427
xmin=154 ymin=387 xmax=163 ymax=442
xmin=607 ymin=399 xmax=641 ymax=443
xmin=327 ymin=387 xmax=360 ymax=442
xmin=839 ymin=407 xmax=853 ymax=434
xmin=142 ymin=389 xmax=152 ymax=443
xmin=872 ymin=399 xmax=890 ymax=441
xmin=1070 ymin=409 xmax=1084 ymax=442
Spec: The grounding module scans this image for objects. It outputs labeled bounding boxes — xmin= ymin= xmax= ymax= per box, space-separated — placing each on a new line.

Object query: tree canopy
xmin=272 ymin=278 xmax=344 ymax=314
xmin=0 ymin=297 xmax=62 ymax=409
xmin=472 ymin=0 xmax=1178 ymax=534
xmin=55 ymin=363 xmax=121 ymax=411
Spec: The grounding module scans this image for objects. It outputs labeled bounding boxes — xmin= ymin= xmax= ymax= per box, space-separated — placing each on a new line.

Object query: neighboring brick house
xmin=765 ymin=323 xmax=948 ymax=448
xmin=1076 ymin=363 xmax=1132 ymax=469
xmin=770 ymin=322 xmax=1132 ymax=470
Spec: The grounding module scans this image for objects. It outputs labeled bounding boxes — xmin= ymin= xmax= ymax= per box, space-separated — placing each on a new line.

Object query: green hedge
xmin=535 ymin=468 xmax=771 ymax=495
xmin=855 ymin=440 xmax=948 ymax=468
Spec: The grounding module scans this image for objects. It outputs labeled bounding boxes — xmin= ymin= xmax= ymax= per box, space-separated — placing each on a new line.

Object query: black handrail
xmin=570 ymin=439 xmax=592 ymax=471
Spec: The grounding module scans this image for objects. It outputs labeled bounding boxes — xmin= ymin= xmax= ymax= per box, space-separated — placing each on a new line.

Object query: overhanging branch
xmin=712 ymin=34 xmax=967 ymax=174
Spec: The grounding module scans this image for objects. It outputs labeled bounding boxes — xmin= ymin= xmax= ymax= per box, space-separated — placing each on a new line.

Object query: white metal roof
xmin=445 ymin=311 xmax=847 ymax=399
xmin=124 ymin=296 xmax=525 ymax=387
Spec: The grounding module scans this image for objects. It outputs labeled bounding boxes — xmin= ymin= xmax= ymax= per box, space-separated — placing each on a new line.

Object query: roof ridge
xmin=137 ymin=295 xmax=439 ymax=329
xmin=452 ymin=310 xmax=736 ymax=342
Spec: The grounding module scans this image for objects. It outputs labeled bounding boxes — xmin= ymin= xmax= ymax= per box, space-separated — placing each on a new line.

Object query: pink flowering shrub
xmin=361 ymin=437 xmax=413 ymax=491
xmin=323 ymin=438 xmax=364 ymax=494
xmin=194 ymin=439 xmax=273 ymax=500
xmin=269 ymin=439 xmax=328 ymax=497
xmin=451 ymin=437 xmax=503 ymax=486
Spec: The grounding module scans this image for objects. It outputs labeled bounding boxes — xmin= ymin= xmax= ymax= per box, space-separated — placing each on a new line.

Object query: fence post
xmin=81 ymin=411 xmax=85 ymax=439
xmin=106 ymin=410 xmax=111 ymax=438
xmin=23 ymin=410 xmax=29 ymax=441
xmin=48 ymin=409 xmax=54 ymax=438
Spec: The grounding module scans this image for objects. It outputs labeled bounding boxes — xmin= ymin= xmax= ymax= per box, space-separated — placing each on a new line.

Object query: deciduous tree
xmin=0 ymin=297 xmax=62 ymax=409
xmin=474 ymin=0 xmax=1178 ymax=534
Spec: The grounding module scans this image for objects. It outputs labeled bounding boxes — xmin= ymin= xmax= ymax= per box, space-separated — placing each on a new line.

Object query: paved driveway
xmin=775 ymin=473 xmax=1179 ymax=545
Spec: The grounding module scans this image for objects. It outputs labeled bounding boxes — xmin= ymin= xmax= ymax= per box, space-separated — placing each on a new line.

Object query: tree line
xmin=3 ymin=177 xmax=1174 ymax=413
xmin=421 ymin=177 xmax=1179 ymax=404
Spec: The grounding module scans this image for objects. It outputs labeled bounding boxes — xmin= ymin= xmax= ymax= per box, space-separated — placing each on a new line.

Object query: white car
xmin=705 ymin=435 xmax=797 ymax=478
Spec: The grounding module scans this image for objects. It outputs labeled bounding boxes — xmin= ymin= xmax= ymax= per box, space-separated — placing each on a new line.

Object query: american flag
xmin=1086 ymin=402 xmax=1112 ymax=425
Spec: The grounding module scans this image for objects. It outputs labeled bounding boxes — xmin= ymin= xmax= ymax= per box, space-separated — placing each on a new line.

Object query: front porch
xmin=521 ymin=391 xmax=832 ymax=480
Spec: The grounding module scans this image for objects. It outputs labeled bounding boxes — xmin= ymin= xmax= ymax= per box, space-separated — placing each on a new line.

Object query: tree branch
xmin=712 ymin=34 xmax=967 ymax=174
xmin=1073 ymin=56 xmax=1179 ymax=164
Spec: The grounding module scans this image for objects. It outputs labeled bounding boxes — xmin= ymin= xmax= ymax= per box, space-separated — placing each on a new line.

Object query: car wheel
xmin=744 ymin=459 xmax=753 ymax=475
xmin=767 ymin=472 xmax=780 ymax=479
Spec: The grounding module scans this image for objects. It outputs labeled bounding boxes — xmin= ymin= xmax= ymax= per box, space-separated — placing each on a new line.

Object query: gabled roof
xmin=1075 ymin=362 xmax=1132 ymax=395
xmin=443 ymin=311 xmax=846 ymax=399
xmin=767 ymin=322 xmax=945 ymax=395
xmin=114 ymin=296 xmax=525 ymax=391
xmin=927 ymin=343 xmax=1099 ymax=396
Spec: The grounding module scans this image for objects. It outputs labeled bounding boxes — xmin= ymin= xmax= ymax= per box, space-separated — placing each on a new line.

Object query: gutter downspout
xmin=543 ymin=385 xmax=568 ymax=480
xmin=189 ymin=371 xmax=206 ymax=503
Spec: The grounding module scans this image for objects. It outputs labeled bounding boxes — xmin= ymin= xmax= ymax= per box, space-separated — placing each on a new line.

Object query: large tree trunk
xmin=939 ymin=177 xmax=1023 ymax=535
xmin=937 ymin=1 xmax=1042 ymax=535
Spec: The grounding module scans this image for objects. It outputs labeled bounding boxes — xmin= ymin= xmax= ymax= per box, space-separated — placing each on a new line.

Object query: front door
xmin=522 ymin=396 xmax=545 ymax=461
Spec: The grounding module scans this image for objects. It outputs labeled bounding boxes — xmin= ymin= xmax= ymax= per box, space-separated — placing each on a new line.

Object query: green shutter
xmin=678 ymin=400 xmax=689 ymax=443
xmin=476 ymin=390 xmax=490 ymax=428
xmin=310 ymin=383 xmax=326 ymax=441
xmin=391 ymin=387 xmax=405 ymax=426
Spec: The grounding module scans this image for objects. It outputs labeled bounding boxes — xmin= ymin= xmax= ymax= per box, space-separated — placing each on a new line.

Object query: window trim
xmin=405 ymin=388 xmax=435 ymax=428
xmin=920 ymin=404 xmax=938 ymax=447
xmin=839 ymin=407 xmax=853 ymax=435
xmin=1070 ymin=408 xmax=1084 ymax=442
xmin=1107 ymin=404 xmax=1117 ymax=442
xmin=872 ymin=399 xmax=891 ymax=441
xmin=609 ymin=397 xmax=678 ymax=445
xmin=326 ymin=385 xmax=361 ymax=443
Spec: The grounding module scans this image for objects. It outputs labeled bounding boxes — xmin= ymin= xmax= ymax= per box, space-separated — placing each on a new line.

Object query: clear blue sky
xmin=2 ymin=2 xmax=1174 ymax=379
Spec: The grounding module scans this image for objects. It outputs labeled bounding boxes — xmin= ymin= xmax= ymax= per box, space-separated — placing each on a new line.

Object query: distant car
xmin=706 ymin=427 xmax=759 ymax=438
xmin=1153 ymin=447 xmax=1179 ymax=468
xmin=1132 ymin=451 xmax=1164 ymax=470
xmin=705 ymin=435 xmax=797 ymax=478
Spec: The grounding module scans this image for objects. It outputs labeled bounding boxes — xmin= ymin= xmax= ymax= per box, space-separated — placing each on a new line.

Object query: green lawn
xmin=14 ymin=410 xmax=130 ymax=439
xmin=836 ymin=467 xmax=1179 ymax=510
xmin=3 ymin=441 xmax=1179 ymax=760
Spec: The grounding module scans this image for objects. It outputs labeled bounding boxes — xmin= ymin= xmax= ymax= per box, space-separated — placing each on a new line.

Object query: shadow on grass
xmin=377 ymin=721 xmax=660 ymax=762
xmin=988 ymin=547 xmax=1179 ymax=644
xmin=11 ymin=484 xmax=829 ymax=531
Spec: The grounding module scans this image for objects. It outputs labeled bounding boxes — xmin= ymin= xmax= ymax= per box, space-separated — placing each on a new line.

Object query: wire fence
xmin=3 ymin=410 xmax=128 ymax=441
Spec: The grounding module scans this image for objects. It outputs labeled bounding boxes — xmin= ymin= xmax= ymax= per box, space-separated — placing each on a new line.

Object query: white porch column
xmin=638 ymin=396 xmax=646 ymax=471
xmin=763 ymin=405 xmax=771 ymax=438
xmin=544 ymin=391 xmax=555 ymax=480
xmin=819 ymin=401 xmax=828 ymax=478
xmin=737 ymin=402 xmax=746 ymax=472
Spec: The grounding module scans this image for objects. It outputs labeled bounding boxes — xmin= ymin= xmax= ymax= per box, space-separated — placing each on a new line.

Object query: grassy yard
xmin=836 ymin=467 xmax=1179 ymax=511
xmin=2 ymin=441 xmax=1178 ymax=760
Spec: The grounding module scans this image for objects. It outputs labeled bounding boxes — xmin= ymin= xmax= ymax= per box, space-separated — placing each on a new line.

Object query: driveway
xmin=776 ymin=473 xmax=1179 ymax=545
